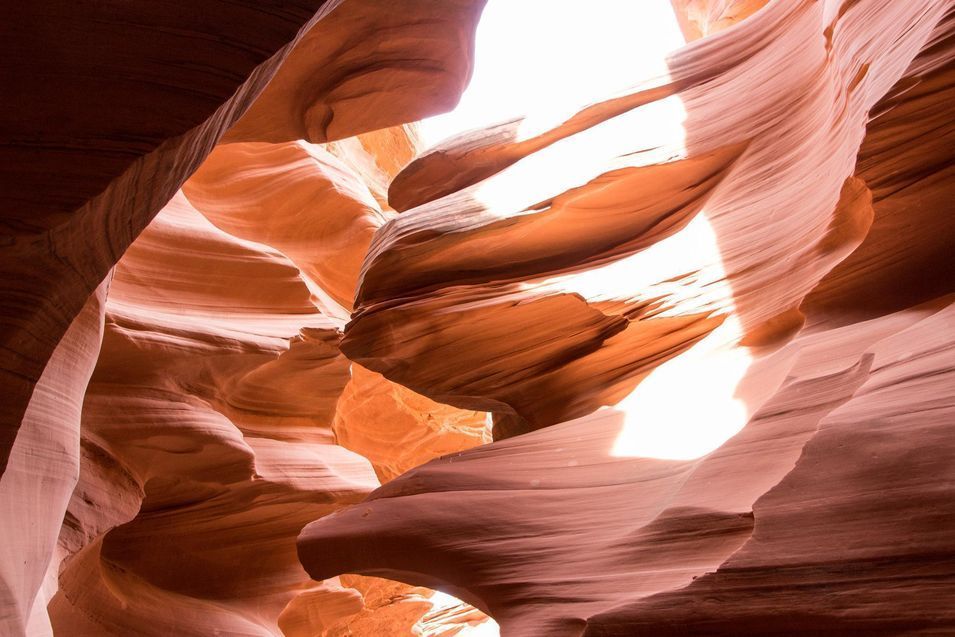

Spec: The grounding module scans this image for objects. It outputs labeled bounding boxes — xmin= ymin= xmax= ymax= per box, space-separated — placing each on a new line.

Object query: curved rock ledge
xmin=1 ymin=0 xmax=952 ymax=635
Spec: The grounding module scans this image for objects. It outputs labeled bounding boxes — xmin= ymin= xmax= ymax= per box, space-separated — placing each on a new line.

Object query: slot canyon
xmin=2 ymin=0 xmax=954 ymax=635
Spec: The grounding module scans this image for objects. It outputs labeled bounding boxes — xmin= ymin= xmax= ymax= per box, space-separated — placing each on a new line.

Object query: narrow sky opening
xmin=416 ymin=2 xmax=768 ymax=463
xmin=418 ymin=0 xmax=687 ymax=149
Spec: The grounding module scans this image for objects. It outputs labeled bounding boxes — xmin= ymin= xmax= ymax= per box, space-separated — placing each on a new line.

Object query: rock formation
xmin=1 ymin=0 xmax=953 ymax=635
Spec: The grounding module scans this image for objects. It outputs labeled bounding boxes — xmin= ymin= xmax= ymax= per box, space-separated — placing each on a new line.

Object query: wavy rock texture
xmin=341 ymin=0 xmax=946 ymax=438
xmin=1 ymin=0 xmax=486 ymax=476
xmin=303 ymin=300 xmax=955 ymax=635
xmin=0 ymin=282 xmax=108 ymax=636
xmin=0 ymin=0 xmax=340 ymax=476
xmin=2 ymin=0 xmax=953 ymax=635
xmin=299 ymin=0 xmax=955 ymax=635
xmin=46 ymin=189 xmax=492 ymax=634
xmin=223 ymin=0 xmax=485 ymax=144
xmin=804 ymin=6 xmax=955 ymax=323
xmin=47 ymin=194 xmax=368 ymax=635
xmin=1 ymin=0 xmax=488 ymax=634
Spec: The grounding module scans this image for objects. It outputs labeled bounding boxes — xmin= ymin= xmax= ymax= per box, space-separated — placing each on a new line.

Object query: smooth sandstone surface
xmin=1 ymin=0 xmax=489 ymax=633
xmin=301 ymin=0 xmax=955 ymax=635
xmin=0 ymin=0 xmax=338 ymax=476
xmin=1 ymin=0 xmax=953 ymax=635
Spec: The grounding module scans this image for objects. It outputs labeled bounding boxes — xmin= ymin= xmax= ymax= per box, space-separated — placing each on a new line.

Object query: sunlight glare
xmin=415 ymin=1 xmax=762 ymax=462
xmin=418 ymin=0 xmax=687 ymax=149
xmin=609 ymin=317 xmax=754 ymax=460
xmin=419 ymin=591 xmax=501 ymax=636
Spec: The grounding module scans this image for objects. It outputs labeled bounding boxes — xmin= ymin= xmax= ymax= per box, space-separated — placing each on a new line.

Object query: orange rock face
xmin=2 ymin=0 xmax=953 ymax=636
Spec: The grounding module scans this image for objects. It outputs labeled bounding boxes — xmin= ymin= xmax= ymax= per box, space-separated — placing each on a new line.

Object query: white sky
xmin=418 ymin=0 xmax=687 ymax=148
xmin=416 ymin=2 xmax=761 ymax=464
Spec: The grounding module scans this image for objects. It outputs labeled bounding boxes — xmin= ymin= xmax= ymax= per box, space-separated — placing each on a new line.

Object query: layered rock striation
xmin=1 ymin=0 xmax=953 ymax=636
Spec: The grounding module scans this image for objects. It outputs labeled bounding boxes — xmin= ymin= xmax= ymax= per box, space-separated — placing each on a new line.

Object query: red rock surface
xmin=0 ymin=0 xmax=337 ymax=477
xmin=2 ymin=0 xmax=953 ymax=635
xmin=300 ymin=1 xmax=955 ymax=635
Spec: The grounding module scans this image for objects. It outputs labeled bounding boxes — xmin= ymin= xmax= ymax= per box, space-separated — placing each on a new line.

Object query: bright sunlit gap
xmin=418 ymin=591 xmax=501 ymax=636
xmin=418 ymin=0 xmax=687 ymax=148
xmin=417 ymin=1 xmax=765 ymax=464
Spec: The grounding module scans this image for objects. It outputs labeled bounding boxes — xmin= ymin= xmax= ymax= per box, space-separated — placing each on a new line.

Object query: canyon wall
xmin=1 ymin=0 xmax=952 ymax=635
